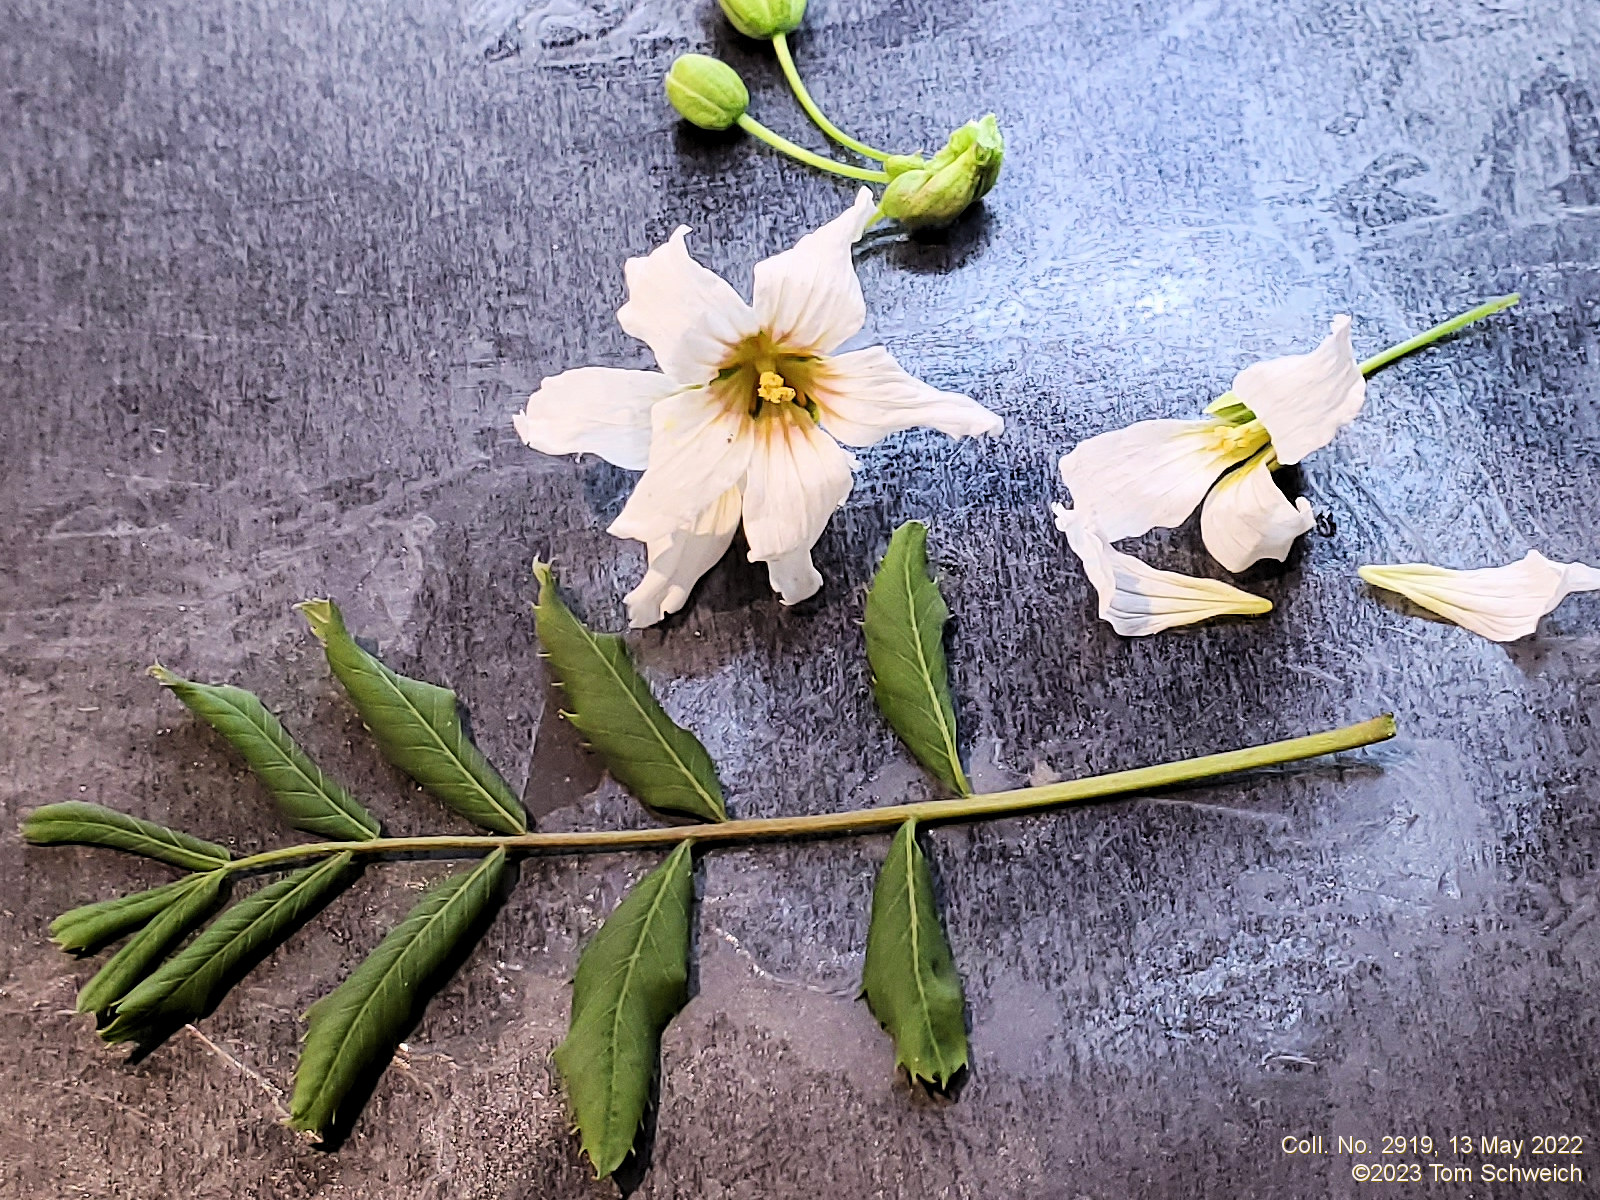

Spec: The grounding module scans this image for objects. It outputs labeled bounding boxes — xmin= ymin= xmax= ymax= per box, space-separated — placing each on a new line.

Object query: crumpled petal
xmin=609 ymin=388 xmax=754 ymax=545
xmin=751 ymin=188 xmax=877 ymax=355
xmin=1358 ymin=551 xmax=1600 ymax=641
xmin=1231 ymin=315 xmax=1365 ymax=465
xmin=808 ymin=346 xmax=1004 ymax=447
xmin=1058 ymin=418 xmax=1262 ymax=542
xmin=623 ymin=487 xmax=743 ymax=628
xmin=741 ymin=408 xmax=856 ymax=582
xmin=617 ymin=227 xmax=761 ymax=386
xmin=764 ymin=547 xmax=825 ymax=606
xmin=1053 ymin=505 xmax=1273 ymax=636
xmin=513 ymin=367 xmax=678 ymax=471
xmin=1199 ymin=454 xmax=1316 ymax=573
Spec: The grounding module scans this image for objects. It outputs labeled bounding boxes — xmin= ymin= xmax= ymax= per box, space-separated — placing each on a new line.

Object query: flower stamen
xmin=1205 ymin=418 xmax=1270 ymax=457
xmin=757 ymin=370 xmax=797 ymax=406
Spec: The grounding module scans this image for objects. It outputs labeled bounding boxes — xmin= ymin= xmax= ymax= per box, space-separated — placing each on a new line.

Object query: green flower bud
xmin=880 ymin=114 xmax=1005 ymax=229
xmin=718 ymin=0 xmax=806 ymax=39
xmin=664 ymin=54 xmax=750 ymax=131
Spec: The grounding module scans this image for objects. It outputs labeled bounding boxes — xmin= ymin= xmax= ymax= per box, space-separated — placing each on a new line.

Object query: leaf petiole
xmin=218 ymin=714 xmax=1395 ymax=872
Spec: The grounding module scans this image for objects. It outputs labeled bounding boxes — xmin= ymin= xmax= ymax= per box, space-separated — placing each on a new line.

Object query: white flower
xmin=1053 ymin=505 xmax=1272 ymax=636
xmin=1359 ymin=551 xmax=1600 ymax=641
xmin=515 ymin=188 xmax=1004 ymax=627
xmin=1059 ymin=316 xmax=1363 ymax=571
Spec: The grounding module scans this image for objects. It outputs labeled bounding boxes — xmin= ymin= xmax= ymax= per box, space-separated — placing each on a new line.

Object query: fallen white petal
xmin=1199 ymin=454 xmax=1316 ymax=573
xmin=809 ymin=346 xmax=1003 ymax=447
xmin=741 ymin=407 xmax=857 ymax=571
xmin=751 ymin=188 xmax=877 ymax=356
xmin=609 ymin=388 xmax=754 ymax=545
xmin=1358 ymin=551 xmax=1600 ymax=641
xmin=623 ymin=487 xmax=743 ymax=628
xmin=1059 ymin=418 xmax=1262 ymax=542
xmin=617 ymin=227 xmax=760 ymax=386
xmin=513 ymin=367 xmax=678 ymax=471
xmin=1231 ymin=315 xmax=1365 ymax=465
xmin=764 ymin=547 xmax=825 ymax=606
xmin=1054 ymin=505 xmax=1272 ymax=636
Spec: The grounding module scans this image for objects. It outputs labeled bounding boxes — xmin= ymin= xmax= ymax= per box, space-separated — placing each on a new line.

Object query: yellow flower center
xmin=757 ymin=370 xmax=797 ymax=406
xmin=1206 ymin=418 xmax=1270 ymax=457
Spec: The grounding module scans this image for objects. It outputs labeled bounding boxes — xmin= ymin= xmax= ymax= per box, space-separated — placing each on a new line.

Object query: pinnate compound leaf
xmin=52 ymin=877 xmax=202 ymax=955
xmin=555 ymin=841 xmax=695 ymax=1178
xmin=297 ymin=599 xmax=527 ymax=836
xmin=22 ymin=802 xmax=231 ymax=871
xmin=532 ymin=563 xmax=726 ymax=824
xmin=76 ymin=872 xmax=230 ymax=1016
xmin=101 ymin=853 xmax=359 ymax=1044
xmin=289 ymin=849 xmax=511 ymax=1140
xmin=861 ymin=819 xmax=968 ymax=1088
xmin=151 ymin=666 xmax=381 ymax=843
xmin=863 ymin=522 xmax=971 ymax=796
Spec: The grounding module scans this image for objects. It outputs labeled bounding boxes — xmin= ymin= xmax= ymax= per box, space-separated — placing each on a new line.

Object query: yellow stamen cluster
xmin=757 ymin=370 xmax=797 ymax=406
xmin=1206 ymin=417 xmax=1269 ymax=457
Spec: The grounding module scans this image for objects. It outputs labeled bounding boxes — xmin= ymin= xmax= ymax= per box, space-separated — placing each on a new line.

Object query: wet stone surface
xmin=3 ymin=0 xmax=1599 ymax=1196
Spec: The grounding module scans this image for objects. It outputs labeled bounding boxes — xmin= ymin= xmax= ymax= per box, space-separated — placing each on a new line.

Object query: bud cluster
xmin=661 ymin=1 xmax=1006 ymax=231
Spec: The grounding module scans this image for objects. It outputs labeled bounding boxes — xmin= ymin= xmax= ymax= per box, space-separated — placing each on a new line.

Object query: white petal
xmin=623 ymin=487 xmax=743 ymax=628
xmin=617 ymin=227 xmax=760 ymax=386
xmin=1358 ymin=551 xmax=1600 ymax=641
xmin=1199 ymin=454 xmax=1316 ymax=573
xmin=808 ymin=346 xmax=1004 ymax=447
xmin=741 ymin=408 xmax=856 ymax=567
xmin=1231 ymin=315 xmax=1365 ymax=465
xmin=609 ymin=388 xmax=754 ymax=545
xmin=1053 ymin=505 xmax=1273 ymax=636
xmin=513 ymin=367 xmax=677 ymax=471
xmin=764 ymin=547 xmax=825 ymax=606
xmin=751 ymin=188 xmax=877 ymax=355
xmin=1058 ymin=419 xmax=1263 ymax=542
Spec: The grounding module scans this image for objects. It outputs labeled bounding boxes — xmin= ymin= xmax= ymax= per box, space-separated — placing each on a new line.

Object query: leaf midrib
xmin=304 ymin=853 xmax=498 ymax=1114
xmin=352 ymin=650 xmax=522 ymax=833
xmin=208 ymin=689 xmax=374 ymax=839
xmin=599 ymin=855 xmax=680 ymax=1138
xmin=565 ymin=625 xmax=720 ymax=820
xmin=900 ymin=826 xmax=943 ymax=1078
xmin=134 ymin=856 xmax=347 ymax=1013
xmin=894 ymin=546 xmax=967 ymax=796
xmin=65 ymin=809 xmax=226 ymax=866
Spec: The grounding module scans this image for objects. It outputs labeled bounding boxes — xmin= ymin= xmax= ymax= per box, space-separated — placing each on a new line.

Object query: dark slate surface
xmin=3 ymin=0 xmax=1597 ymax=1195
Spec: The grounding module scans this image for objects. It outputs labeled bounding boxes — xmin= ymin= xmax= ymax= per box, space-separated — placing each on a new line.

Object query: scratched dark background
xmin=3 ymin=0 xmax=1598 ymax=1195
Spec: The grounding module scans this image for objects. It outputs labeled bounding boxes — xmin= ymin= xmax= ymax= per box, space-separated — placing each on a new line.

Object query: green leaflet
xmin=863 ymin=522 xmax=971 ymax=796
xmin=76 ymin=872 xmax=229 ymax=1016
xmin=555 ymin=841 xmax=695 ymax=1178
xmin=297 ymin=599 xmax=527 ymax=836
xmin=52 ymin=877 xmax=201 ymax=955
xmin=101 ymin=853 xmax=359 ymax=1043
xmin=22 ymin=802 xmax=232 ymax=871
xmin=289 ymin=849 xmax=511 ymax=1140
xmin=861 ymin=819 xmax=968 ymax=1088
xmin=532 ymin=563 xmax=726 ymax=824
xmin=151 ymin=666 xmax=381 ymax=843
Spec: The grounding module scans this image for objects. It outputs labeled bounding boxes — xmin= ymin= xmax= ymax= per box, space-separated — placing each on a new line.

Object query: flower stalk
xmin=217 ymin=715 xmax=1395 ymax=873
xmin=770 ymin=31 xmax=891 ymax=161
xmin=735 ymin=113 xmax=891 ymax=181
xmin=1357 ymin=292 xmax=1520 ymax=377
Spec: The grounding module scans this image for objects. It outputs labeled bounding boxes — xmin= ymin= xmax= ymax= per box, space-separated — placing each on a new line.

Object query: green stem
xmin=736 ymin=114 xmax=890 ymax=183
xmin=1206 ymin=294 xmax=1520 ymax=416
xmin=771 ymin=32 xmax=892 ymax=162
xmin=221 ymin=715 xmax=1395 ymax=873
xmin=1359 ymin=293 xmax=1520 ymax=377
